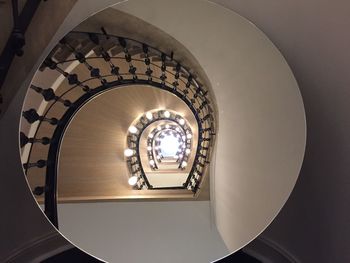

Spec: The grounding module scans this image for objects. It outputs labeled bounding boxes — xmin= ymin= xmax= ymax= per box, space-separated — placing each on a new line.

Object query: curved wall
xmin=114 ymin=0 xmax=306 ymax=253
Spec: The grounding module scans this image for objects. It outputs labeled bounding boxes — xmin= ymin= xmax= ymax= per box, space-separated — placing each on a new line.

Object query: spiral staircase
xmin=20 ymin=30 xmax=216 ymax=228
xmin=0 ymin=1 xmax=309 ymax=262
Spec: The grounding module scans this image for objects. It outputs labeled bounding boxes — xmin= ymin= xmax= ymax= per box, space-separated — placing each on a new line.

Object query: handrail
xmin=20 ymin=31 xmax=216 ymax=228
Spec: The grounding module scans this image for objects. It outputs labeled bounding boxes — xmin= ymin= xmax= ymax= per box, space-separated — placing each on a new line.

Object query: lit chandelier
xmin=124 ymin=109 xmax=198 ymax=190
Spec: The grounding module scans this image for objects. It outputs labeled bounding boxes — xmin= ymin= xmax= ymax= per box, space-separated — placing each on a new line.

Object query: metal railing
xmin=20 ymin=31 xmax=216 ymax=228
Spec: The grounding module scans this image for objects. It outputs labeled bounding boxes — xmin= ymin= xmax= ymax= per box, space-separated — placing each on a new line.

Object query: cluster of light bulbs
xmin=124 ymin=109 xmax=194 ymax=186
xmin=147 ymin=124 xmax=192 ymax=170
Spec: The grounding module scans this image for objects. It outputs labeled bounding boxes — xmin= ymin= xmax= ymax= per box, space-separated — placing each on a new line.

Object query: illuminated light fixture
xmin=185 ymin=148 xmax=191 ymax=155
xmin=175 ymin=127 xmax=180 ymax=132
xmin=146 ymin=112 xmax=153 ymax=120
xmin=129 ymin=125 xmax=138 ymax=134
xmin=179 ymin=118 xmax=185 ymax=125
xmin=187 ymin=133 xmax=192 ymax=139
xmin=160 ymin=134 xmax=181 ymax=157
xmin=181 ymin=161 xmax=188 ymax=168
xmin=149 ymin=159 xmax=155 ymax=166
xmin=165 ymin=124 xmax=170 ymax=129
xmin=124 ymin=148 xmax=134 ymax=157
xmin=148 ymin=133 xmax=154 ymax=138
xmin=164 ymin=111 xmax=170 ymax=118
xmin=147 ymin=146 xmax=152 ymax=151
xmin=157 ymin=126 xmax=162 ymax=131
xmin=128 ymin=176 xmax=138 ymax=186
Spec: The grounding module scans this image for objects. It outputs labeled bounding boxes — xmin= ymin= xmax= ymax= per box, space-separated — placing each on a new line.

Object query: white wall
xmin=57 ymin=201 xmax=228 ymax=263
xmin=114 ymin=0 xmax=305 ymax=255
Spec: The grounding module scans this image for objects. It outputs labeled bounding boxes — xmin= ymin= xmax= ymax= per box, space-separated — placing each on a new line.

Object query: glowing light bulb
xmin=129 ymin=125 xmax=138 ymax=134
xmin=164 ymin=111 xmax=170 ymax=118
xmin=146 ymin=112 xmax=153 ymax=120
xmin=128 ymin=176 xmax=138 ymax=186
xmin=124 ymin=148 xmax=134 ymax=157
xmin=157 ymin=126 xmax=162 ymax=131
xmin=165 ymin=124 xmax=170 ymax=129
xmin=181 ymin=161 xmax=188 ymax=168
xmin=179 ymin=119 xmax=185 ymax=125
xmin=147 ymin=146 xmax=152 ymax=151
xmin=148 ymin=133 xmax=154 ymax=138
xmin=185 ymin=148 xmax=191 ymax=155
xmin=149 ymin=160 xmax=155 ymax=166
xmin=187 ymin=133 xmax=192 ymax=139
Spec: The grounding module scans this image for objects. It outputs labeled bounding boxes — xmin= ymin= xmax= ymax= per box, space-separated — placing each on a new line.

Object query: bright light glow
xmin=175 ymin=127 xmax=180 ymax=132
xmin=149 ymin=160 xmax=155 ymax=166
xmin=147 ymin=146 xmax=152 ymax=151
xmin=124 ymin=148 xmax=134 ymax=157
xmin=181 ymin=161 xmax=188 ymax=168
xmin=179 ymin=119 xmax=185 ymax=125
xmin=165 ymin=124 xmax=170 ymax=129
xmin=157 ymin=126 xmax=162 ymax=131
xmin=148 ymin=133 xmax=154 ymax=138
xmin=187 ymin=133 xmax=192 ymax=139
xmin=146 ymin=112 xmax=153 ymax=120
xmin=129 ymin=125 xmax=138 ymax=134
xmin=164 ymin=111 xmax=170 ymax=118
xmin=185 ymin=148 xmax=191 ymax=155
xmin=160 ymin=134 xmax=181 ymax=157
xmin=128 ymin=176 xmax=138 ymax=186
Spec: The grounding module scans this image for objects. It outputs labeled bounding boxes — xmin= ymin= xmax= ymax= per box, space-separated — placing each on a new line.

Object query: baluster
xmin=31 ymin=85 xmax=72 ymax=107
xmin=23 ymin=159 xmax=47 ymax=169
xmin=20 ymin=132 xmax=50 ymax=148
xmin=22 ymin=109 xmax=58 ymax=125
xmin=33 ymin=186 xmax=46 ymax=196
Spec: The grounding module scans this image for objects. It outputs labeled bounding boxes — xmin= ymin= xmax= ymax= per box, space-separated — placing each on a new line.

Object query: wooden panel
xmin=46 ymin=85 xmax=209 ymax=202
